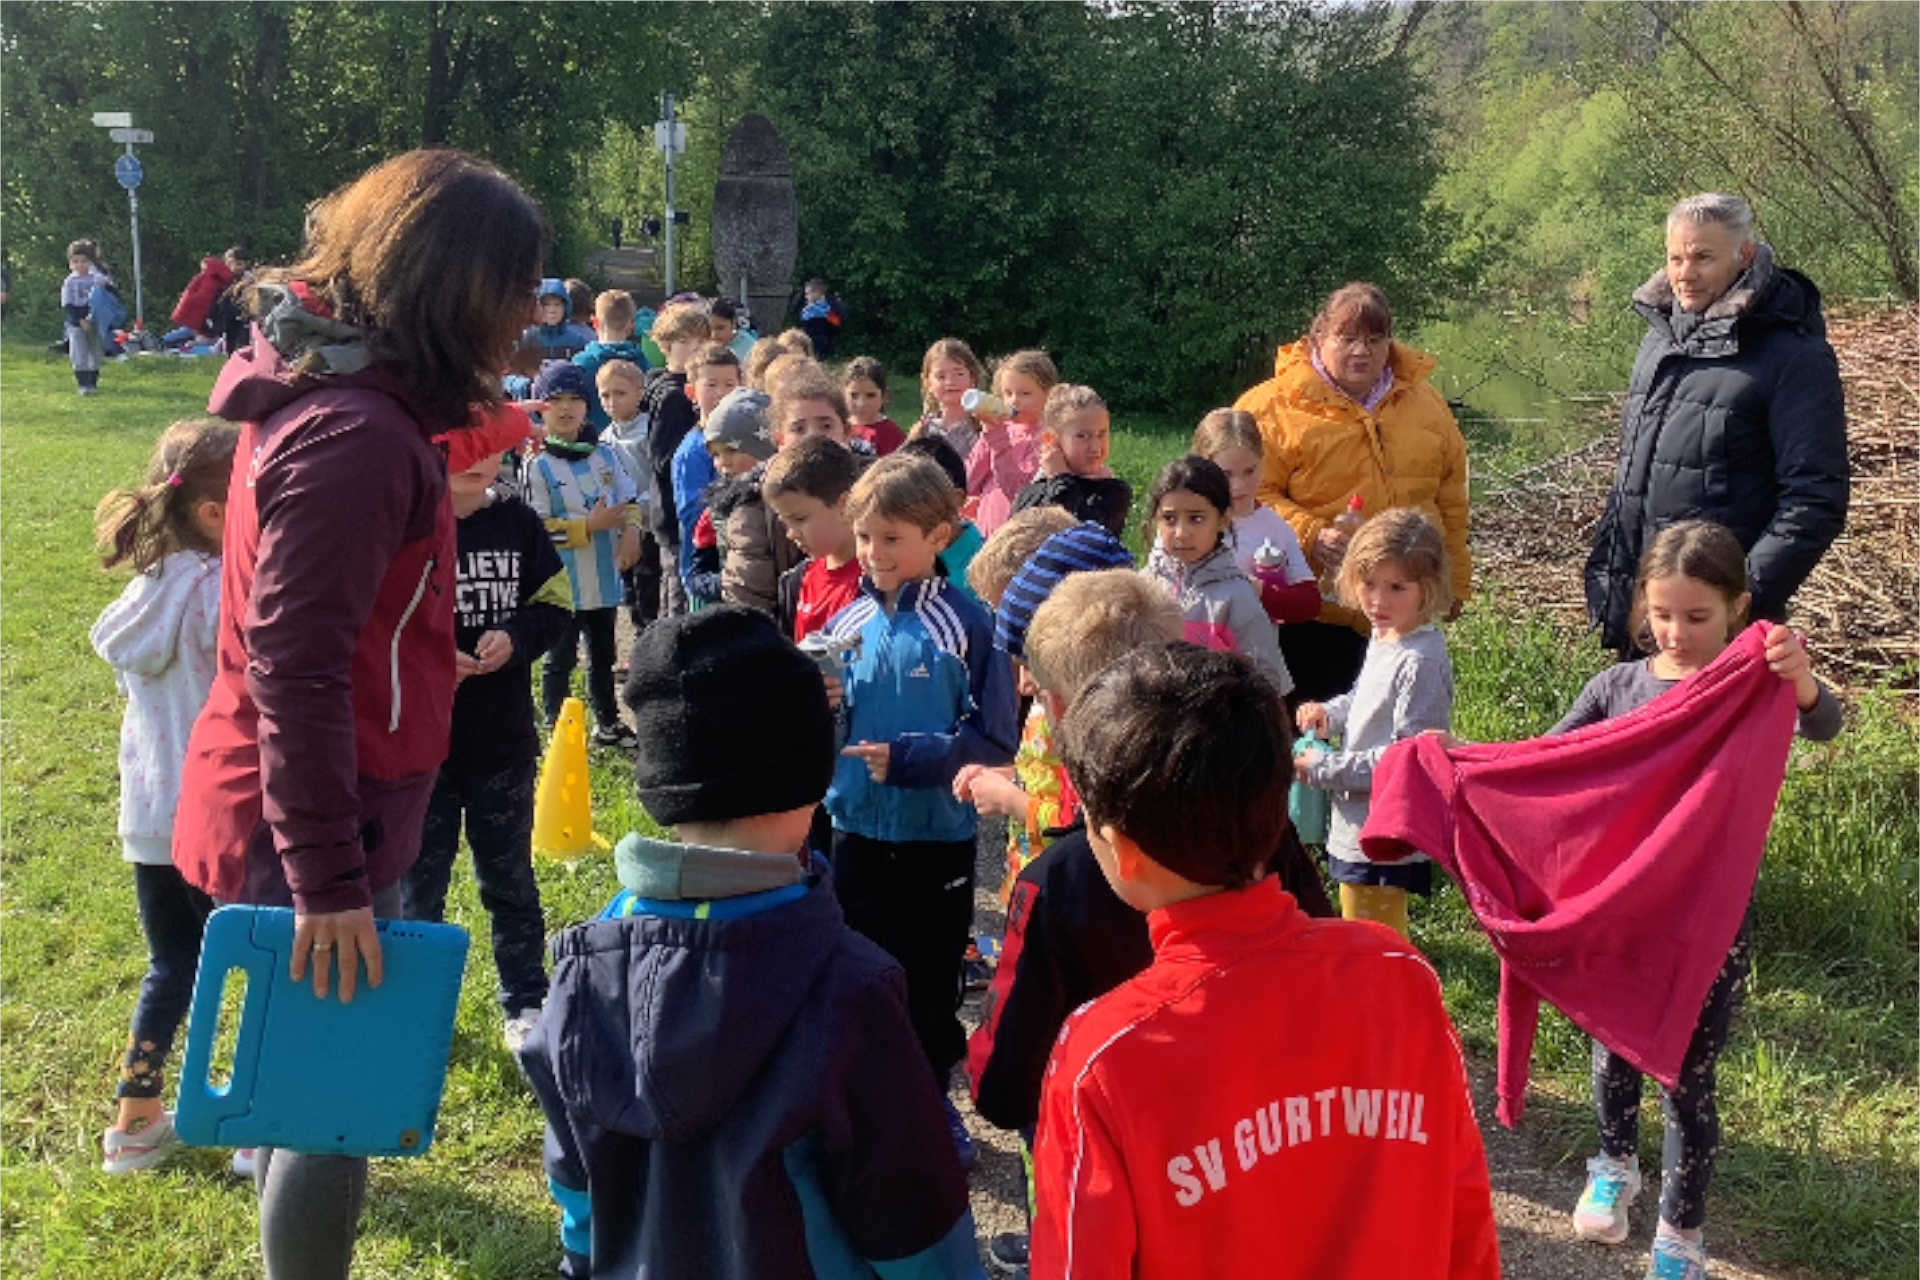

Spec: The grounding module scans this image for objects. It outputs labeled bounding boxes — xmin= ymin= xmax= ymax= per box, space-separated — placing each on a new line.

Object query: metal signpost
xmin=91 ymin=112 xmax=153 ymax=332
xmin=654 ymin=93 xmax=687 ymax=296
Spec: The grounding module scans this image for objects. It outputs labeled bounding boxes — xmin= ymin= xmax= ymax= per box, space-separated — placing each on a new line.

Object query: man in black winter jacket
xmin=1586 ymin=192 xmax=1847 ymax=656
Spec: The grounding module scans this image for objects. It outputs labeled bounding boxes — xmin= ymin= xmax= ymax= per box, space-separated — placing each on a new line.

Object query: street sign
xmin=653 ymin=121 xmax=686 ymax=153
xmin=114 ymin=153 xmax=143 ymax=190
xmin=91 ymin=111 xmax=133 ymax=128
xmin=108 ymin=127 xmax=154 ymax=144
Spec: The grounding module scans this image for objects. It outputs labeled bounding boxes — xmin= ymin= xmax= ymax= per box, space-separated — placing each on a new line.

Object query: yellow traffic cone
xmin=533 ymin=697 xmax=600 ymax=859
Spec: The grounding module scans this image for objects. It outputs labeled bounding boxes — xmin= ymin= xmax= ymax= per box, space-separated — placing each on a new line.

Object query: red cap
xmin=438 ymin=401 xmax=534 ymax=474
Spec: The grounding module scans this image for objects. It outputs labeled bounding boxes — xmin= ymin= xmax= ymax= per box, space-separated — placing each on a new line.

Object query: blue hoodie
xmin=520 ymin=839 xmax=984 ymax=1280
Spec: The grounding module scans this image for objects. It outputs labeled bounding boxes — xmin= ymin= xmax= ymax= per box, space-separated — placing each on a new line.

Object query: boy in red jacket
xmin=1032 ymin=642 xmax=1499 ymax=1280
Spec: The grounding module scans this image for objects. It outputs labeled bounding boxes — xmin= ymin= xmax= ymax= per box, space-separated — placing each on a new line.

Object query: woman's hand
xmin=291 ymin=907 xmax=384 ymax=1003
xmin=1314 ymin=527 xmax=1349 ymax=573
xmin=1763 ymin=624 xmax=1821 ymax=710
xmin=1296 ymin=702 xmax=1330 ymax=735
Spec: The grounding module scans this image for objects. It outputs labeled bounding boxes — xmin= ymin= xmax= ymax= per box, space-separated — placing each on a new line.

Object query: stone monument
xmin=712 ymin=114 xmax=798 ymax=335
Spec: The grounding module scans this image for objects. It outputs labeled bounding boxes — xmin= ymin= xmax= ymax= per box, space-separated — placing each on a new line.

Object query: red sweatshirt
xmin=1032 ymin=878 xmax=1498 ymax=1280
xmin=793 ymin=556 xmax=862 ymax=641
xmin=1360 ymin=622 xmax=1798 ymax=1125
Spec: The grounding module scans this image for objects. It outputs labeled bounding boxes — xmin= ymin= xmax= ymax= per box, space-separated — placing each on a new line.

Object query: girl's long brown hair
xmin=95 ymin=419 xmax=239 ymax=574
xmin=253 ymin=149 xmax=548 ymax=428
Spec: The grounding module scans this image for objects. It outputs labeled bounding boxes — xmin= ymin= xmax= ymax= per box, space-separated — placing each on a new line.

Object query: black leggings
xmin=119 ymin=863 xmax=215 ymax=1099
xmin=1593 ymin=913 xmax=1752 ymax=1230
xmin=542 ymin=606 xmax=620 ymax=729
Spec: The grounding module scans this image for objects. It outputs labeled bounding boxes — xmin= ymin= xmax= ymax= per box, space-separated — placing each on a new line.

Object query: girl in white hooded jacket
xmin=1143 ymin=454 xmax=1294 ymax=696
xmin=89 ymin=419 xmax=237 ymax=1173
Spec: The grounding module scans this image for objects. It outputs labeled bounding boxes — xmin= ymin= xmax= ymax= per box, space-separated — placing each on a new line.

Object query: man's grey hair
xmin=1667 ymin=193 xmax=1755 ymax=244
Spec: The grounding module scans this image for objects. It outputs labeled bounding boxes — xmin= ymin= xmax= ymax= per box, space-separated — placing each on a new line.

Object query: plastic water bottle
xmin=1253 ymin=540 xmax=1287 ymax=573
xmin=960 ymin=388 xmax=1008 ymax=419
xmin=1318 ymin=494 xmax=1367 ymax=596
xmin=798 ymin=632 xmax=864 ymax=745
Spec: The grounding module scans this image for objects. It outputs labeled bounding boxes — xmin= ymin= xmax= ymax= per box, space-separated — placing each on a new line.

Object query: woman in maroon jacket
xmin=174 ymin=149 xmax=547 ymax=1280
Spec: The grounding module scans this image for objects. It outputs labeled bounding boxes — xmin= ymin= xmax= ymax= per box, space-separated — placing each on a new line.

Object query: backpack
xmin=90 ymin=278 xmax=128 ymax=334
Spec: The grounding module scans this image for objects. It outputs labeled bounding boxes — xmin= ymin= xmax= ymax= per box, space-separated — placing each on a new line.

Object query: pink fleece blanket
xmin=1360 ymin=623 xmax=1796 ymax=1125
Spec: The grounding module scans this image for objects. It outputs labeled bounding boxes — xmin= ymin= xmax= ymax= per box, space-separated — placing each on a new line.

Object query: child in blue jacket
xmin=520 ymin=607 xmax=985 ymax=1280
xmin=821 ymin=452 xmax=1018 ymax=1166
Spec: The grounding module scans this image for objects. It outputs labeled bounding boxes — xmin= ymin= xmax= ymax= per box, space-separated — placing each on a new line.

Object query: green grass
xmin=3 ymin=347 xmax=1915 ymax=1277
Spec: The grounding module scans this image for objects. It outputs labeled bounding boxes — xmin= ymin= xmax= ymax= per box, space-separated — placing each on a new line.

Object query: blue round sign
xmin=114 ymin=153 xmax=143 ymax=190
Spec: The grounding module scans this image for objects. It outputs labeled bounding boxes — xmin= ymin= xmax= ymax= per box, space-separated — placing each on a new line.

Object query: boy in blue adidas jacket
xmin=822 ymin=453 xmax=1017 ymax=1153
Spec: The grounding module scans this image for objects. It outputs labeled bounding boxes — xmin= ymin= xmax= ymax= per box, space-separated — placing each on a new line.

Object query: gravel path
xmin=954 ymin=819 xmax=1803 ymax=1279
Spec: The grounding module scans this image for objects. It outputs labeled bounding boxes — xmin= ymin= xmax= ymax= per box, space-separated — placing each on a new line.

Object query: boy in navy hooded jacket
xmin=522 ymin=277 xmax=596 ymax=362
xmin=519 ymin=607 xmax=984 ymax=1280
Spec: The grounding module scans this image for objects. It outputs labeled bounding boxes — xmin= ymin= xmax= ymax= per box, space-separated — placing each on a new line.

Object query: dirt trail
xmin=957 ymin=821 xmax=1805 ymax=1279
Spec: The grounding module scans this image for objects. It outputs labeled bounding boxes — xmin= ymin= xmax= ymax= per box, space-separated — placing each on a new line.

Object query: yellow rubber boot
xmin=1339 ymin=884 xmax=1411 ymax=937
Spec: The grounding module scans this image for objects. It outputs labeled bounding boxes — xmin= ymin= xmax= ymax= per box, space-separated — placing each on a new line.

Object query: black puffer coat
xmin=1585 ymin=246 xmax=1848 ymax=654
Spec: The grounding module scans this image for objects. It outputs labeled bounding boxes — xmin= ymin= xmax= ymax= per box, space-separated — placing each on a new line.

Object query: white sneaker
xmin=101 ymin=1111 xmax=179 ymax=1174
xmin=231 ymin=1147 xmax=257 ymax=1178
xmin=503 ymin=1006 xmax=543 ymax=1055
xmin=1572 ymin=1152 xmax=1643 ymax=1244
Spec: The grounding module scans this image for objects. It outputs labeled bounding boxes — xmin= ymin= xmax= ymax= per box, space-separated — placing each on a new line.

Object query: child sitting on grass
xmin=520 ymin=607 xmax=985 ymax=1280
xmin=1011 ymin=384 xmax=1133 ymax=539
xmin=821 ymin=452 xmax=1019 ymax=1169
xmin=1033 ymin=642 xmax=1498 ymax=1278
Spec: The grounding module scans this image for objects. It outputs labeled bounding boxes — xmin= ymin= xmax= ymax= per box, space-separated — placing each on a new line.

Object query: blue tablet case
xmin=176 ymin=906 xmax=469 ymax=1158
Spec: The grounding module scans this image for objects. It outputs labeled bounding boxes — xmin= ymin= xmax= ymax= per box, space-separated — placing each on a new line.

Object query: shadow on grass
xmin=359 ymin=1166 xmax=560 ymax=1277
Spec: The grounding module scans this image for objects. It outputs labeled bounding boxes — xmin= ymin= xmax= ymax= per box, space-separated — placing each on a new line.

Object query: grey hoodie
xmin=1145 ymin=542 xmax=1294 ymax=695
xmin=90 ymin=551 xmax=222 ymax=858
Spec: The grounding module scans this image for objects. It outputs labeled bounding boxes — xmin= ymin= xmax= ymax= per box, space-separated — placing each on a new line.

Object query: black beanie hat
xmin=622 ymin=606 xmax=835 ymax=826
